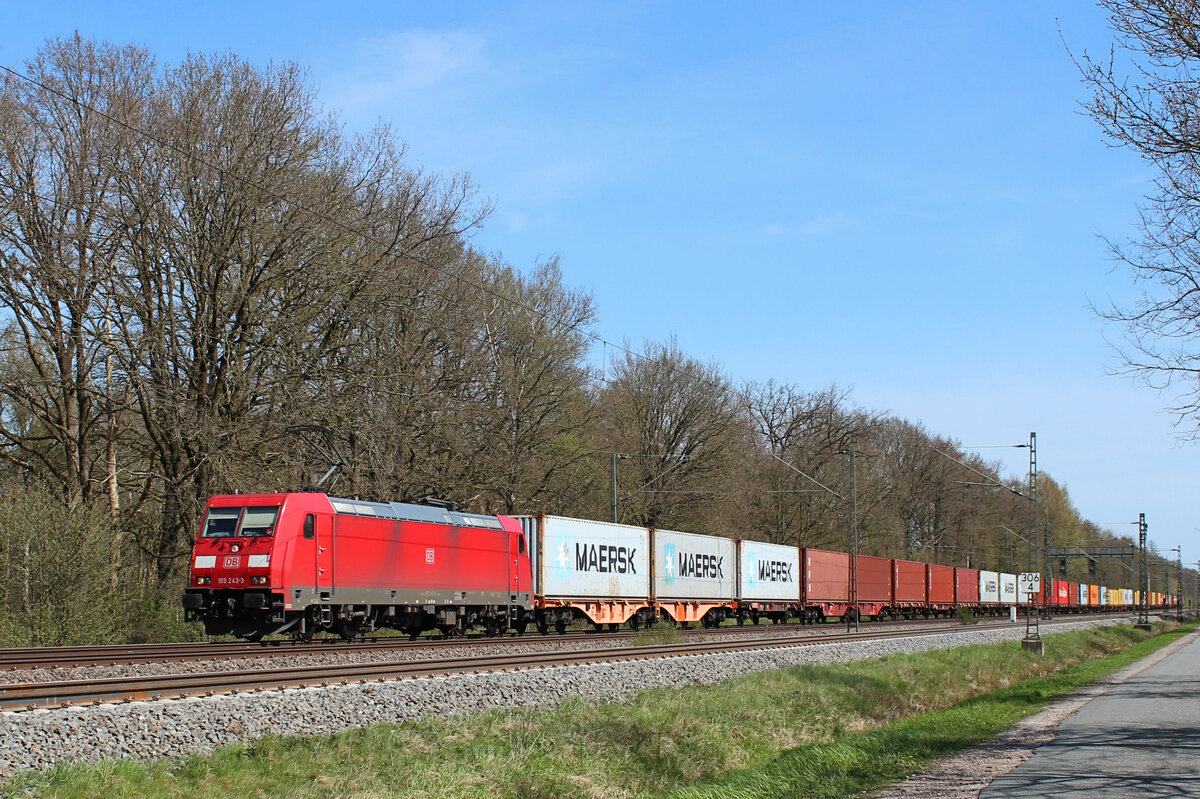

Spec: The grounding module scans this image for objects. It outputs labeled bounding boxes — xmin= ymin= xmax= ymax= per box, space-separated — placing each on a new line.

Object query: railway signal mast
xmin=1137 ymin=513 xmax=1151 ymax=630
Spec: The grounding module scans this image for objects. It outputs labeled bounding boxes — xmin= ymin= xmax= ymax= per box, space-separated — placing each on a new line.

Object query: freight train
xmin=181 ymin=492 xmax=1172 ymax=640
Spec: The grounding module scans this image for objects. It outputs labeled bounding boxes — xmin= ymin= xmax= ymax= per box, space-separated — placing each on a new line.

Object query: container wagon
xmin=521 ymin=514 xmax=650 ymax=632
xmin=802 ymin=548 xmax=850 ymax=623
xmin=855 ymin=555 xmax=893 ymax=619
xmin=738 ymin=540 xmax=801 ymax=623
xmin=927 ymin=564 xmax=956 ymax=616
xmin=654 ymin=528 xmax=736 ymax=627
xmin=891 ymin=558 xmax=927 ymax=617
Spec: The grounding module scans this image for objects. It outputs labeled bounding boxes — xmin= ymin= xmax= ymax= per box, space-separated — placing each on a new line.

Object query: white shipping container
xmin=999 ymin=573 xmax=1017 ymax=604
xmin=1123 ymin=589 xmax=1134 ymax=605
xmin=522 ymin=515 xmax=649 ymax=599
xmin=979 ymin=570 xmax=1000 ymax=604
xmin=738 ymin=540 xmax=801 ymax=602
xmin=654 ymin=529 xmax=737 ymax=600
xmin=1099 ymin=586 xmax=1109 ymax=605
xmin=1079 ymin=584 xmax=1090 ymax=606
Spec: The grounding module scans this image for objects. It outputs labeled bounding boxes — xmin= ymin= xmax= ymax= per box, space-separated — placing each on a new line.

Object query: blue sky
xmin=6 ymin=2 xmax=1199 ymax=574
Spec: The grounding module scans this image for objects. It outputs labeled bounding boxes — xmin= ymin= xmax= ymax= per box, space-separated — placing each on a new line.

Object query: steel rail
xmin=0 ymin=616 xmax=1117 ymax=711
xmin=0 ymin=616 xmax=973 ymax=670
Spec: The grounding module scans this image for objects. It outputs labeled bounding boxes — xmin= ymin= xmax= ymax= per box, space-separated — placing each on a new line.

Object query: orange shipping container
xmin=892 ymin=559 xmax=926 ymax=603
xmin=928 ymin=564 xmax=955 ymax=604
xmin=955 ymin=567 xmax=980 ymax=604
xmin=804 ymin=548 xmax=849 ymax=603
xmin=1088 ymin=584 xmax=1100 ymax=605
xmin=856 ymin=556 xmax=892 ymax=603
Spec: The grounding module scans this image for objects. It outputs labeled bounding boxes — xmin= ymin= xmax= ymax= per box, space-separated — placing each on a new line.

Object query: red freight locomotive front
xmin=184 ymin=492 xmax=533 ymax=640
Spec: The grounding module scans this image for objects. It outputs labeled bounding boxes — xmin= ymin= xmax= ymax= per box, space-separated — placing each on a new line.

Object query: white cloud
xmin=323 ymin=29 xmax=488 ymax=113
xmin=760 ymin=213 xmax=856 ymax=238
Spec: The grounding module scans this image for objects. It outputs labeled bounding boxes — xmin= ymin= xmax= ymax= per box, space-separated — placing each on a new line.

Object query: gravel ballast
xmin=0 ymin=616 xmax=1135 ymax=778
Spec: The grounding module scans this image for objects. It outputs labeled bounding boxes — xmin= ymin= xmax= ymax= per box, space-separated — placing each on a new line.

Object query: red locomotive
xmin=182 ymin=492 xmax=533 ymax=640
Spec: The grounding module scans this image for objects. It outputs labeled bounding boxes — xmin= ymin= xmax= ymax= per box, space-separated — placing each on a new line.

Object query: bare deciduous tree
xmin=602 ymin=339 xmax=741 ymax=530
xmin=1080 ymin=0 xmax=1200 ymax=436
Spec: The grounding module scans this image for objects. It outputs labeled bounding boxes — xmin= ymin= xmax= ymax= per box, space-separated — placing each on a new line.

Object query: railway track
xmin=0 ymin=615 xmax=998 ymax=670
xmin=0 ymin=616 xmax=1114 ymax=711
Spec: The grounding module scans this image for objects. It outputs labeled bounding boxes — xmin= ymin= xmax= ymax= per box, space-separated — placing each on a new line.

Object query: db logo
xmin=223 ymin=556 xmax=241 ymax=569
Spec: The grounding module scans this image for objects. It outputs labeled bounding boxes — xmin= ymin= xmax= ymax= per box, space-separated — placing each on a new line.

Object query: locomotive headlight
xmin=250 ymin=576 xmax=268 ymax=585
xmin=195 ymin=576 xmax=211 ymax=585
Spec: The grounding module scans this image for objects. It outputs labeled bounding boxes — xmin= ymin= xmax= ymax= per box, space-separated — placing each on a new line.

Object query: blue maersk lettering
xmin=575 ymin=543 xmax=637 ymax=574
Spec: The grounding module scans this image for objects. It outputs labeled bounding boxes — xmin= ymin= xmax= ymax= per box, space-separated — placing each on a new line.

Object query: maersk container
xmin=739 ymin=540 xmax=801 ymax=602
xmin=856 ymin=555 xmax=892 ymax=603
xmin=927 ymin=564 xmax=955 ymax=604
xmin=892 ymin=559 xmax=927 ymax=604
xmin=654 ymin=529 xmax=736 ymax=600
xmin=523 ymin=515 xmax=649 ymax=599
xmin=803 ymin=548 xmax=849 ymax=603
xmin=955 ymin=567 xmax=980 ymax=604
xmin=979 ymin=570 xmax=1000 ymax=604
xmin=999 ymin=573 xmax=1017 ymax=605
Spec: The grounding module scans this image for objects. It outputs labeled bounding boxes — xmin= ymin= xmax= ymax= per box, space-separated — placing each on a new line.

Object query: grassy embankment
xmin=11 ymin=621 xmax=1194 ymax=799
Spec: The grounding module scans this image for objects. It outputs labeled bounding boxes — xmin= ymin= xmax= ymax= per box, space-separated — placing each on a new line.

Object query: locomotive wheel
xmin=537 ymin=617 xmax=550 ymax=635
xmin=515 ymin=617 xmax=528 ymax=635
xmin=405 ymin=626 xmax=423 ymax=641
xmin=293 ymin=624 xmax=317 ymax=643
xmin=485 ymin=618 xmax=500 ymax=637
xmin=336 ymin=618 xmax=362 ymax=641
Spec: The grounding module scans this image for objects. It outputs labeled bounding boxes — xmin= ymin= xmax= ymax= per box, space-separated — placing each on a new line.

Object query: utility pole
xmin=846 ymin=441 xmax=859 ymax=633
xmin=1194 ymin=561 xmax=1200 ymax=614
xmin=610 ymin=452 xmax=618 ymax=523
xmin=1027 ymin=432 xmax=1037 ymax=573
xmin=1136 ymin=513 xmax=1151 ymax=630
xmin=1174 ymin=546 xmax=1183 ymax=621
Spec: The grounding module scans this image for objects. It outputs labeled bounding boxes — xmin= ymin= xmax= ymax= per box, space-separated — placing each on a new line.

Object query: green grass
xmin=9 ymin=621 xmax=1193 ymax=799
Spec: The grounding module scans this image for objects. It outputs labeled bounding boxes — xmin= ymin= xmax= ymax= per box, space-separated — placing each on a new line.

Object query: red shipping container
xmin=1053 ymin=579 xmax=1070 ymax=605
xmin=892 ymin=559 xmax=927 ymax=603
xmin=855 ymin=555 xmax=892 ymax=603
xmin=927 ymin=564 xmax=955 ymax=604
xmin=955 ymin=567 xmax=980 ymax=604
xmin=803 ymin=548 xmax=849 ymax=603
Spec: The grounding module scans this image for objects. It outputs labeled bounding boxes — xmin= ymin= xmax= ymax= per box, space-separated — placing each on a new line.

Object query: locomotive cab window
xmin=303 ymin=513 xmax=315 ymax=540
xmin=518 ymin=534 xmax=526 ymax=554
xmin=199 ymin=506 xmax=280 ymax=537
xmin=240 ymin=506 xmax=279 ymax=537
xmin=201 ymin=507 xmax=241 ymax=538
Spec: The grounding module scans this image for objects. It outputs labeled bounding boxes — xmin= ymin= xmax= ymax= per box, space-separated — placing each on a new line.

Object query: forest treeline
xmin=0 ymin=37 xmax=1186 ymax=644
